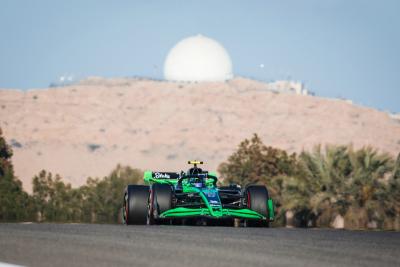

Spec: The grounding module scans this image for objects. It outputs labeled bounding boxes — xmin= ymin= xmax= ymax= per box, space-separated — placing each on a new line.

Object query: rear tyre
xmin=123 ymin=185 xmax=149 ymax=225
xmin=148 ymin=184 xmax=173 ymax=225
xmin=245 ymin=185 xmax=270 ymax=227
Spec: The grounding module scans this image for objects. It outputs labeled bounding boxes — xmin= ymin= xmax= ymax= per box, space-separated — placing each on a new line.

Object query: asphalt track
xmin=0 ymin=224 xmax=399 ymax=267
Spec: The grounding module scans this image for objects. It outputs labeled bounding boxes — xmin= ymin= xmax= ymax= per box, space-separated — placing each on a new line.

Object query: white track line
xmin=0 ymin=262 xmax=25 ymax=267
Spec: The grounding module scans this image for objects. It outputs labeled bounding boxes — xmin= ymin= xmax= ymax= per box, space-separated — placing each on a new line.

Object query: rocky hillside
xmin=1 ymin=77 xmax=399 ymax=191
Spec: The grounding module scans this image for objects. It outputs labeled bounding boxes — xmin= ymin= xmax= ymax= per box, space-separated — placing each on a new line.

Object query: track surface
xmin=0 ymin=224 xmax=399 ymax=267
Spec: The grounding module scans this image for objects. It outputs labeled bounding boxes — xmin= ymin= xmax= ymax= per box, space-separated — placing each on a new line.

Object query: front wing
xmin=160 ymin=207 xmax=270 ymax=220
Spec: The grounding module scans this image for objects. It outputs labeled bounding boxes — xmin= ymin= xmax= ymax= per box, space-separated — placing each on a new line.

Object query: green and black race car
xmin=123 ymin=161 xmax=274 ymax=227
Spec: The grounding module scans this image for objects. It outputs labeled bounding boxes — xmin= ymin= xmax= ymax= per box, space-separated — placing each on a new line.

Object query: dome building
xmin=164 ymin=35 xmax=233 ymax=82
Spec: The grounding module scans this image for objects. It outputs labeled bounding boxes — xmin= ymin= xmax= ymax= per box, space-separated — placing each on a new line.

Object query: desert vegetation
xmin=0 ymin=128 xmax=399 ymax=229
xmin=0 ymin=128 xmax=142 ymax=223
xmin=219 ymin=134 xmax=400 ymax=230
xmin=31 ymin=166 xmax=142 ymax=223
xmin=0 ymin=128 xmax=33 ymax=221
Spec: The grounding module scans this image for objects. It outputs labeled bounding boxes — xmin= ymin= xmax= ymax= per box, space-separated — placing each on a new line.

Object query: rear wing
xmin=144 ymin=171 xmax=180 ymax=185
xmin=144 ymin=170 xmax=218 ymax=185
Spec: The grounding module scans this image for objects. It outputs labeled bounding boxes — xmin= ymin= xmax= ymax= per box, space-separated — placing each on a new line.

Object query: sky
xmin=0 ymin=0 xmax=399 ymax=112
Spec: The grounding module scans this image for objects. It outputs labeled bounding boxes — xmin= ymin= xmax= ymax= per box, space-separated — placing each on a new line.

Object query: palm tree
xmin=285 ymin=145 xmax=394 ymax=229
xmin=382 ymin=153 xmax=400 ymax=230
xmin=283 ymin=145 xmax=352 ymax=227
xmin=345 ymin=147 xmax=394 ymax=229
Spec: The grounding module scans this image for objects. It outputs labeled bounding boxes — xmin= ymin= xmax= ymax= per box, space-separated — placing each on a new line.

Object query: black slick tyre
xmin=245 ymin=185 xmax=270 ymax=227
xmin=148 ymin=184 xmax=173 ymax=225
xmin=123 ymin=185 xmax=149 ymax=225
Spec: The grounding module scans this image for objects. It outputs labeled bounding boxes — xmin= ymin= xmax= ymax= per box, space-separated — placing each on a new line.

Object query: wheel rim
xmin=147 ymin=189 xmax=153 ymax=225
xmin=124 ymin=193 xmax=128 ymax=224
xmin=247 ymin=191 xmax=251 ymax=208
xmin=146 ymin=200 xmax=151 ymax=224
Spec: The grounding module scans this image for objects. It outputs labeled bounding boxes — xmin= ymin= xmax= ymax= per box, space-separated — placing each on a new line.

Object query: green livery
xmin=123 ymin=161 xmax=274 ymax=227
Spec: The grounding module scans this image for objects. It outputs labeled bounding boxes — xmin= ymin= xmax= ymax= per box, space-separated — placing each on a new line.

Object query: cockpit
xmin=176 ymin=161 xmax=218 ymax=189
xmin=187 ymin=174 xmax=207 ymax=188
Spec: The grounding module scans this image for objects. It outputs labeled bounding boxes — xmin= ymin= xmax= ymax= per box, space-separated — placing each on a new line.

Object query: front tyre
xmin=245 ymin=185 xmax=270 ymax=227
xmin=147 ymin=184 xmax=173 ymax=225
xmin=123 ymin=185 xmax=149 ymax=225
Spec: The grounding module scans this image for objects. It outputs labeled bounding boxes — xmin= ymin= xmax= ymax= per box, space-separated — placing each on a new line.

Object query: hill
xmin=1 ymin=77 xmax=399 ymax=191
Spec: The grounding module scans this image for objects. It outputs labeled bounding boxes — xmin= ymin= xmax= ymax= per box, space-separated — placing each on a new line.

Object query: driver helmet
xmin=193 ymin=182 xmax=203 ymax=188
xmin=191 ymin=177 xmax=204 ymax=188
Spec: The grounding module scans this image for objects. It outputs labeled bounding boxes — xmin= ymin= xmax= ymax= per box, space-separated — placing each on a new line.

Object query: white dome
xmin=164 ymin=35 xmax=233 ymax=82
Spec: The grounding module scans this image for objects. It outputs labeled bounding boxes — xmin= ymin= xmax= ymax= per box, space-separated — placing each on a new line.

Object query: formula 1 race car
xmin=122 ymin=161 xmax=274 ymax=227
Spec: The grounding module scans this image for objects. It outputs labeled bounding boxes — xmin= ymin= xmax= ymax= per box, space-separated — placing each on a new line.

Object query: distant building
xmin=49 ymin=74 xmax=76 ymax=88
xmin=267 ymin=80 xmax=313 ymax=96
xmin=389 ymin=113 xmax=400 ymax=121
